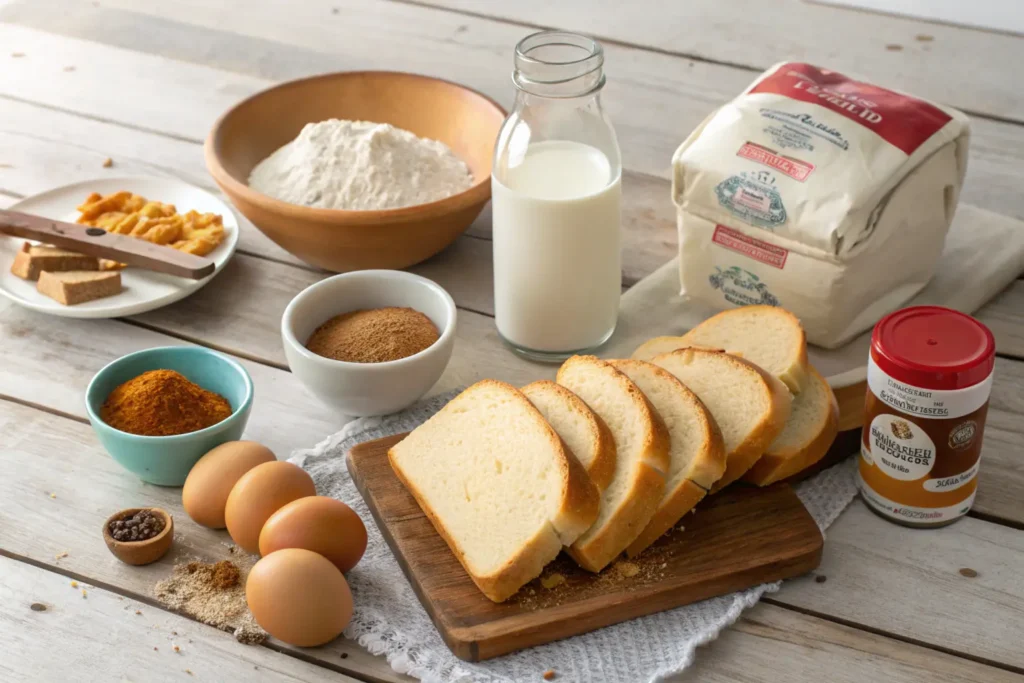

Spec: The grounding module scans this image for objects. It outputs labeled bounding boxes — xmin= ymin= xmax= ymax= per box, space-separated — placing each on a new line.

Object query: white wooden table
xmin=1 ymin=2 xmax=1022 ymax=681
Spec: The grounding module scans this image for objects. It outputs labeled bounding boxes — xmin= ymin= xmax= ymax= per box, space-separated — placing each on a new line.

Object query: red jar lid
xmin=871 ymin=306 xmax=995 ymax=390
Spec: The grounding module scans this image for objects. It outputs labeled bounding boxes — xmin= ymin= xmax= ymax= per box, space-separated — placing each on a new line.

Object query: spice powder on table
xmin=305 ymin=307 xmax=439 ymax=363
xmin=155 ymin=558 xmax=266 ymax=645
xmin=100 ymin=369 xmax=232 ymax=436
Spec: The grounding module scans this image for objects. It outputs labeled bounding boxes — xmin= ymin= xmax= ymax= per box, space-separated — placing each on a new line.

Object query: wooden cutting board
xmin=347 ymin=433 xmax=824 ymax=662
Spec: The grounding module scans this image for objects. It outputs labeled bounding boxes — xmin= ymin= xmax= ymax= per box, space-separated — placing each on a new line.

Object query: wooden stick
xmin=0 ymin=209 xmax=216 ymax=280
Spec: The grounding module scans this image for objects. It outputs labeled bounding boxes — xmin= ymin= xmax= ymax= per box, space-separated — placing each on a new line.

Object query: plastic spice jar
xmin=858 ymin=306 xmax=995 ymax=527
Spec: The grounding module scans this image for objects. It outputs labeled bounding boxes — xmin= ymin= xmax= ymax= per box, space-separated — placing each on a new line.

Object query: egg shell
xmin=259 ymin=496 xmax=367 ymax=573
xmin=246 ymin=548 xmax=353 ymax=647
xmin=182 ymin=441 xmax=276 ymax=528
xmin=225 ymin=461 xmax=316 ymax=553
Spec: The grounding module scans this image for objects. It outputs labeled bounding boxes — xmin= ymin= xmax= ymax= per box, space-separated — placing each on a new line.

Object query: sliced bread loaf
xmin=744 ymin=365 xmax=839 ymax=486
xmin=388 ymin=379 xmax=600 ymax=602
xmin=609 ymin=360 xmax=726 ymax=557
xmin=634 ymin=305 xmax=809 ymax=394
xmin=556 ymin=355 xmax=669 ymax=572
xmin=653 ymin=348 xmax=792 ymax=491
xmin=522 ymin=380 xmax=617 ymax=492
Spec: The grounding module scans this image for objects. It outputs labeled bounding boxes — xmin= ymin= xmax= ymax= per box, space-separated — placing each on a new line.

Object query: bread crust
xmin=643 ymin=305 xmax=809 ymax=394
xmin=626 ymin=479 xmax=707 ymax=558
xmin=610 ymin=359 xmax=726 ymax=558
xmin=557 ymin=356 xmax=670 ymax=573
xmin=388 ymin=379 xmax=599 ymax=602
xmin=652 ymin=348 xmax=792 ymax=493
xmin=522 ymin=380 xmax=617 ymax=492
xmin=744 ymin=365 xmax=839 ymax=486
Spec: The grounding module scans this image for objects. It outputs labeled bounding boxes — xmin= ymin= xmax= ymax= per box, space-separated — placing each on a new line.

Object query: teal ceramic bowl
xmin=85 ymin=347 xmax=254 ymax=486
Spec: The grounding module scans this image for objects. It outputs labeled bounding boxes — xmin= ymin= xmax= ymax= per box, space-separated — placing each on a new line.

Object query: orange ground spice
xmin=100 ymin=369 xmax=232 ymax=436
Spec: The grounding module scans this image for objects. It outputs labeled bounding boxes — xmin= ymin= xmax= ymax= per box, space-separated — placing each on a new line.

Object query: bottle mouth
xmin=513 ymin=31 xmax=605 ymax=97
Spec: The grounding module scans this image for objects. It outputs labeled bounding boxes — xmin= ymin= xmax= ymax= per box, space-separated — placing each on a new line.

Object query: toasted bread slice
xmin=744 ymin=365 xmax=839 ymax=486
xmin=11 ymin=242 xmax=100 ymax=281
xmin=522 ymin=380 xmax=616 ymax=492
xmin=556 ymin=355 xmax=669 ymax=572
xmin=36 ymin=270 xmax=121 ymax=305
xmin=634 ymin=306 xmax=809 ymax=394
xmin=388 ymin=380 xmax=599 ymax=602
xmin=652 ymin=348 xmax=791 ymax=491
xmin=609 ymin=360 xmax=726 ymax=557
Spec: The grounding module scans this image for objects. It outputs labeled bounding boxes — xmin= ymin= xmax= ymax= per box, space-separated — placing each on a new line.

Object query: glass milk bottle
xmin=492 ymin=31 xmax=622 ymax=362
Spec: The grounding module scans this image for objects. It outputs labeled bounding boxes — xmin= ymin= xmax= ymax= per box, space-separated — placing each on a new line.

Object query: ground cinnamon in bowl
xmin=305 ymin=307 xmax=439 ymax=363
xmin=100 ymin=369 xmax=233 ymax=436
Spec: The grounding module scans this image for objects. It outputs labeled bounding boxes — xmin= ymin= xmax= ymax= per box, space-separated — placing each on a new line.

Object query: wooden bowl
xmin=102 ymin=508 xmax=174 ymax=566
xmin=205 ymin=71 xmax=506 ymax=272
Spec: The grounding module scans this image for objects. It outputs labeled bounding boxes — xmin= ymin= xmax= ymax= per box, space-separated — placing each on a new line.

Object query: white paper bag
xmin=673 ymin=62 xmax=970 ymax=348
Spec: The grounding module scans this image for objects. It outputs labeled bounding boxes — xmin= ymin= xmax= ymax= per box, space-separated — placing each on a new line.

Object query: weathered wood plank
xmin=773 ymin=499 xmax=1024 ymax=670
xmin=0 ymin=400 xmax=410 ymax=683
xmin=0 ymin=555 xmax=362 ymax=683
xmin=685 ymin=601 xmax=1024 ymax=683
xmin=2 ymin=4 xmax=1024 ymax=222
xmin=0 ymin=91 xmax=1020 ymax=341
xmin=417 ymin=0 xmax=1024 ymax=124
xmin=2 ymin=398 xmax=1022 ymax=682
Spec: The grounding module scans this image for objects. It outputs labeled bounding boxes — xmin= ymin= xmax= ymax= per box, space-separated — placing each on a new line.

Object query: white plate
xmin=0 ymin=176 xmax=238 ymax=319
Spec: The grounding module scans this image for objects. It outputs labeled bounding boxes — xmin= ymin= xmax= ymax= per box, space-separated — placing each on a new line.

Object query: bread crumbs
xmin=102 ymin=158 xmax=113 ymax=168
xmin=543 ymin=670 xmax=556 ymax=680
xmin=540 ymin=573 xmax=566 ymax=589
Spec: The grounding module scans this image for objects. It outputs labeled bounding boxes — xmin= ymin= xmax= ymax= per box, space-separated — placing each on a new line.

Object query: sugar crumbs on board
xmin=154 ymin=558 xmax=266 ymax=645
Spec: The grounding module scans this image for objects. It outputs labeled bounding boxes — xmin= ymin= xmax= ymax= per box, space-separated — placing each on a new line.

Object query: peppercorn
xmin=109 ymin=510 xmax=165 ymax=542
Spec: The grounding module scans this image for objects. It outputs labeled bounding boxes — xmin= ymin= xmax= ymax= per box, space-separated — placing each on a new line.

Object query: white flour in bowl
xmin=248 ymin=119 xmax=474 ymax=211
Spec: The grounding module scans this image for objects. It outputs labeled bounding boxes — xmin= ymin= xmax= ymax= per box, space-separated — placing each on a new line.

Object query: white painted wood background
xmin=0 ymin=1 xmax=1021 ymax=681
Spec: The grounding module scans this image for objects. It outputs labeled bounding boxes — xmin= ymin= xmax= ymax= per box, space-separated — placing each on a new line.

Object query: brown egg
xmin=224 ymin=461 xmax=316 ymax=553
xmin=259 ymin=496 xmax=367 ymax=573
xmin=182 ymin=441 xmax=276 ymax=528
xmin=246 ymin=548 xmax=353 ymax=647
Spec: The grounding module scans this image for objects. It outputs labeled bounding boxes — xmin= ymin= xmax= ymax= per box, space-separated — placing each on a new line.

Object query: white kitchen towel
xmin=290 ymin=394 xmax=859 ymax=683
xmin=603 ymin=203 xmax=1024 ymax=387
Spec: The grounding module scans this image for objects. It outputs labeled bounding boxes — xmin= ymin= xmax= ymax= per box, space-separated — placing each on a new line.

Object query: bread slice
xmin=556 ymin=355 xmax=669 ymax=572
xmin=388 ymin=379 xmax=600 ymax=602
xmin=609 ymin=360 xmax=727 ymax=557
xmin=744 ymin=365 xmax=839 ymax=486
xmin=36 ymin=270 xmax=121 ymax=305
xmin=634 ymin=306 xmax=809 ymax=394
xmin=521 ymin=380 xmax=616 ymax=492
xmin=10 ymin=242 xmax=100 ymax=280
xmin=652 ymin=348 xmax=791 ymax=492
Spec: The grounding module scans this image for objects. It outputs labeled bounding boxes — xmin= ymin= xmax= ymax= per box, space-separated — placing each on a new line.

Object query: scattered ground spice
xmin=102 ymin=157 xmax=113 ymax=168
xmin=886 ymin=44 xmax=903 ymax=51
xmin=959 ymin=567 xmax=978 ymax=578
xmin=915 ymin=34 xmax=934 ymax=42
xmin=155 ymin=558 xmax=266 ymax=645
xmin=173 ymin=645 xmax=181 ymax=653
xmin=815 ymin=575 xmax=827 ymax=584
xmin=49 ymin=492 xmax=56 ymax=499
xmin=153 ymin=646 xmax=158 ymax=651
xmin=185 ymin=669 xmax=193 ymax=675
xmin=55 ymin=551 xmax=68 ymax=560
xmin=70 ymin=581 xmax=78 ymax=588
xmin=543 ymin=669 xmax=556 ymax=680
xmin=30 ymin=603 xmax=46 ymax=612
xmin=136 ymin=610 xmax=142 ymax=615
xmin=305 ymin=307 xmax=439 ymax=363
xmin=340 ymin=653 xmax=348 ymax=660
xmin=611 ymin=562 xmax=640 ymax=579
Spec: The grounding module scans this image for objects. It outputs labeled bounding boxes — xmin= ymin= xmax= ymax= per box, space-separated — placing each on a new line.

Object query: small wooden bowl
xmin=205 ymin=71 xmax=506 ymax=272
xmin=102 ymin=508 xmax=174 ymax=566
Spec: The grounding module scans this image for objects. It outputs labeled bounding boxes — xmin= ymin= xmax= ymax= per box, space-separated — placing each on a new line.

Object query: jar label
xmin=867 ymin=357 xmax=993 ymax=420
xmin=858 ymin=474 xmax=976 ymax=525
xmin=923 ymin=460 xmax=980 ymax=493
xmin=868 ymin=414 xmax=936 ymax=481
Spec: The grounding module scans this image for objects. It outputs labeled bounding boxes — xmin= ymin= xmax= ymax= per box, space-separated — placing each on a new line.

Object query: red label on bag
xmin=712 ymin=224 xmax=788 ymax=269
xmin=737 ymin=142 xmax=814 ymax=181
xmin=748 ymin=63 xmax=952 ymax=155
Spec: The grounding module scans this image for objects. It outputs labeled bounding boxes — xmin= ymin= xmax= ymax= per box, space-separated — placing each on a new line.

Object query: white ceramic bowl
xmin=282 ymin=270 xmax=456 ymax=416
